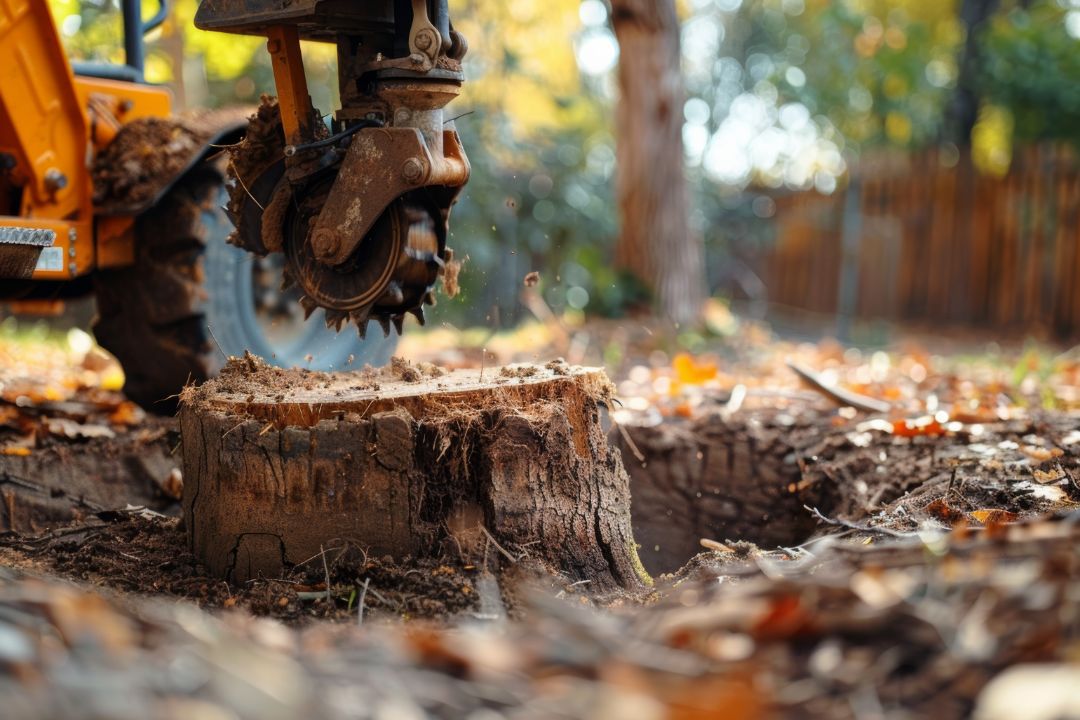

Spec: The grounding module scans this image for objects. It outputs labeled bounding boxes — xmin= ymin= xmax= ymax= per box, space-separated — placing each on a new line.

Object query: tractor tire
xmin=94 ymin=167 xmax=395 ymax=413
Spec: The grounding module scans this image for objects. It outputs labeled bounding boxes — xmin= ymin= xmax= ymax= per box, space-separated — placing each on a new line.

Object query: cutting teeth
xmin=324 ymin=310 xmax=347 ymax=332
xmin=350 ymin=307 xmax=370 ymax=326
xmin=391 ymin=314 xmax=404 ymax=335
xmin=356 ymin=321 xmax=368 ymax=340
xmin=280 ymin=271 xmax=297 ymax=291
xmin=409 ymin=307 xmax=426 ymax=327
xmin=376 ymin=315 xmax=391 ymax=337
xmin=299 ymin=295 xmax=318 ymax=321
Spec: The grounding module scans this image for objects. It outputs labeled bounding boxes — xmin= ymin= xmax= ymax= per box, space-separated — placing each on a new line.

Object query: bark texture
xmin=611 ymin=0 xmax=705 ymax=324
xmin=180 ymin=357 xmax=648 ymax=589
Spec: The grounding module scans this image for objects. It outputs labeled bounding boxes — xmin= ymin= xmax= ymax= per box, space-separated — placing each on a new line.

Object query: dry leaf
xmin=970 ymin=509 xmax=1019 ymax=526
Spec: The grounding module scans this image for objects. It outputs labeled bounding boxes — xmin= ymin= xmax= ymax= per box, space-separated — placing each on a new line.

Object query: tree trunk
xmin=944 ymin=0 xmax=1000 ymax=145
xmin=611 ymin=0 xmax=704 ymax=325
xmin=180 ymin=355 xmax=648 ymax=589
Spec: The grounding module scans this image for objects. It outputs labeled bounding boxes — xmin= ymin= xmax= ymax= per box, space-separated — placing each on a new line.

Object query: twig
xmin=320 ymin=544 xmax=332 ymax=605
xmin=478 ymin=524 xmax=518 ymax=563
xmin=229 ymin=159 xmax=264 ymax=211
xmin=787 ymin=362 xmax=891 ymax=414
xmin=357 ymin=578 xmax=370 ymax=626
xmin=804 ymin=505 xmax=909 ymax=538
xmin=206 ymin=323 xmax=228 ymax=361
xmin=606 ymin=400 xmax=645 ymax=463
xmin=444 ymin=110 xmax=476 ymax=125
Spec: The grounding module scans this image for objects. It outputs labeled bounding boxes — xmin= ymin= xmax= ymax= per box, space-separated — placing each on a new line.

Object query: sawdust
xmin=499 ymin=365 xmax=539 ymax=379
xmin=441 ymin=256 xmax=463 ymax=298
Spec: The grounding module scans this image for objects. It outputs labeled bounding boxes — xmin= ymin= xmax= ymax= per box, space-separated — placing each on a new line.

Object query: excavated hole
xmin=604 ymin=407 xmax=839 ymax=576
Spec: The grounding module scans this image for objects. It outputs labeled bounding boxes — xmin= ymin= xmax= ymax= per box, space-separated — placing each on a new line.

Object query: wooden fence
xmin=765 ymin=145 xmax=1080 ymax=337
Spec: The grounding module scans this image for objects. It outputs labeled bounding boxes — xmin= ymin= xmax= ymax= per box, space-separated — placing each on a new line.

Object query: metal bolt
xmin=68 ymin=227 xmax=76 ymax=242
xmin=68 ymin=261 xmax=77 ymax=275
xmin=267 ymin=38 xmax=281 ymax=54
xmin=414 ymin=31 xmax=433 ymax=50
xmin=68 ymin=245 xmax=76 ymax=257
xmin=313 ymin=228 xmax=340 ymax=256
xmin=402 ymin=158 xmax=425 ymax=184
xmin=44 ymin=169 xmax=68 ymax=192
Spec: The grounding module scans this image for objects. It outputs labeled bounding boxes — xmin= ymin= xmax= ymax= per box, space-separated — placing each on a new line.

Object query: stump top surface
xmin=183 ymin=354 xmax=610 ymax=426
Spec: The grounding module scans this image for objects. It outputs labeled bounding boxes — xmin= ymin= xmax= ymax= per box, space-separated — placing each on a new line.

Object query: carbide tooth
xmin=409 ymin=306 xmax=426 ymax=326
xmin=391 ymin=314 xmax=404 ymax=335
xmin=376 ymin=315 xmax=391 ymax=337
xmin=350 ymin=307 xmax=371 ymax=326
xmin=299 ymin=295 xmax=317 ymax=321
xmin=324 ymin=310 xmax=346 ymax=332
xmin=280 ymin=271 xmax=297 ymax=291
xmin=356 ymin=321 xmax=368 ymax=340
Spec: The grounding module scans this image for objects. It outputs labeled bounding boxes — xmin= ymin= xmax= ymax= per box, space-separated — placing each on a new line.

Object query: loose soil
xmin=4 ymin=333 xmax=1080 ymax=718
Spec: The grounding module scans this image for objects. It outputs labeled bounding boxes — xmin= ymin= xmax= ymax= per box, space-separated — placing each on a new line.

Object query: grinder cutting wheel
xmin=197 ymin=0 xmax=471 ymax=338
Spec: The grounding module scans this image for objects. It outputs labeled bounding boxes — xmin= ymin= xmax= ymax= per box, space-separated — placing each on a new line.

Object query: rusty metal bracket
xmin=308 ymin=127 xmax=469 ymax=266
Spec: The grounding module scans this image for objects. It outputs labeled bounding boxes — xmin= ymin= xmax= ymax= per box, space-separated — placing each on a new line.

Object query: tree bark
xmin=180 ymin=355 xmax=648 ymax=589
xmin=610 ymin=0 xmax=705 ymax=325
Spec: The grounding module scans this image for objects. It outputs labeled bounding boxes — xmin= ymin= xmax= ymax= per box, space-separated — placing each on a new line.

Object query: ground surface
xmin=2 ymin=314 xmax=1080 ymax=718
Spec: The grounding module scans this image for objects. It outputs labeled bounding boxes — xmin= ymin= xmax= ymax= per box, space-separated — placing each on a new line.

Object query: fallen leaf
xmin=1033 ymin=466 xmax=1067 ymax=484
xmin=44 ymin=418 xmax=116 ymax=440
xmin=970 ymin=509 xmax=1019 ymax=526
xmin=926 ymin=498 xmax=966 ymax=525
xmin=1021 ymin=445 xmax=1063 ymax=463
xmin=893 ymin=417 xmax=946 ymax=438
xmin=672 ymin=353 xmax=718 ymax=385
xmin=0 ymin=446 xmax=31 ymax=456
xmin=108 ymin=401 xmax=145 ymax=427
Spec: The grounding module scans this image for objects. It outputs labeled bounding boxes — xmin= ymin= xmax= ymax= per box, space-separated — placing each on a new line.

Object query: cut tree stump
xmin=180 ymin=355 xmax=648 ymax=589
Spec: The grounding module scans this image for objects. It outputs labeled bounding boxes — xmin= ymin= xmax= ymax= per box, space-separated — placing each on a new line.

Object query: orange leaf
xmin=926 ymin=498 xmax=966 ymax=525
xmin=0 ymin=447 xmax=31 ymax=456
xmin=892 ymin=417 xmax=946 ymax=438
xmin=970 ymin=509 xmax=1019 ymax=527
xmin=672 ymin=353 xmax=718 ymax=385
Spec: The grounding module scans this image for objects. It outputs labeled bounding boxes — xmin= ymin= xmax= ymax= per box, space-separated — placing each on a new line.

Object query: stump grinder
xmin=0 ymin=0 xmax=470 ymax=409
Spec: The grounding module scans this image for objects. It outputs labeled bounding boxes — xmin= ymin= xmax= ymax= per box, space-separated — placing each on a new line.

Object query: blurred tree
xmin=610 ymin=0 xmax=704 ymax=325
xmin=945 ymin=0 xmax=1000 ymax=144
xmin=978 ymin=0 xmax=1080 ymax=143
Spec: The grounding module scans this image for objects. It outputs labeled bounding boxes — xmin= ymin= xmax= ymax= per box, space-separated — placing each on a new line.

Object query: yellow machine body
xmin=0 ymin=0 xmax=178 ymax=283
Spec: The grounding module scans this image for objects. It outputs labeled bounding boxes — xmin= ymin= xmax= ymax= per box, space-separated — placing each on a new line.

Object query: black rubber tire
xmin=94 ymin=167 xmax=395 ymax=413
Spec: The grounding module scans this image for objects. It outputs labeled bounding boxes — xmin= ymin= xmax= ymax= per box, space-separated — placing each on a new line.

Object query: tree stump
xmin=180 ymin=355 xmax=648 ymax=590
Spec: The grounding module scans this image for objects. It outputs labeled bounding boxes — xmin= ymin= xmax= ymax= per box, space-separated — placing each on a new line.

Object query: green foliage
xmin=742 ymin=0 xmax=962 ymax=149
xmin=978 ymin=0 xmax=1080 ymax=142
xmin=48 ymin=0 xmax=124 ymax=63
xmin=441 ymin=113 xmax=639 ymax=326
